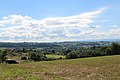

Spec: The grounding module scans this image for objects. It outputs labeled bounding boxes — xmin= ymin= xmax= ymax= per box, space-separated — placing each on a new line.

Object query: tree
xmin=63 ymin=49 xmax=71 ymax=55
xmin=22 ymin=48 xmax=27 ymax=53
xmin=106 ymin=47 xmax=112 ymax=55
xmin=29 ymin=52 xmax=46 ymax=61
xmin=111 ymin=42 xmax=120 ymax=55
xmin=0 ymin=50 xmax=7 ymax=63
xmin=66 ymin=51 xmax=78 ymax=59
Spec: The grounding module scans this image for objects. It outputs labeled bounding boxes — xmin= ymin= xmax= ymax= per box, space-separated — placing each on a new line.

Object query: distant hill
xmin=0 ymin=41 xmax=113 ymax=48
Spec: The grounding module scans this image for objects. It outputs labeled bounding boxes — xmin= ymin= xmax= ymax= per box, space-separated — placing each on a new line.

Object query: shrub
xmin=66 ymin=52 xmax=78 ymax=59
xmin=21 ymin=56 xmax=27 ymax=60
xmin=0 ymin=50 xmax=7 ymax=63
xmin=29 ymin=52 xmax=46 ymax=61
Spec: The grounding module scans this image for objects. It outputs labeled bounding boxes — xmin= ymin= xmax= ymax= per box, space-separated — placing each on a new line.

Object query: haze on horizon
xmin=0 ymin=0 xmax=120 ymax=42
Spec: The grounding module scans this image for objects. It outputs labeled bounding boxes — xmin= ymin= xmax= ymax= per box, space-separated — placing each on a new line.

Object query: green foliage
xmin=29 ymin=52 xmax=46 ymax=61
xmin=0 ymin=50 xmax=7 ymax=63
xmin=63 ymin=49 xmax=71 ymax=55
xmin=106 ymin=47 xmax=113 ymax=55
xmin=0 ymin=42 xmax=120 ymax=62
xmin=66 ymin=51 xmax=78 ymax=59
xmin=111 ymin=42 xmax=120 ymax=55
xmin=66 ymin=42 xmax=120 ymax=59
xmin=22 ymin=48 xmax=27 ymax=53
xmin=21 ymin=56 xmax=27 ymax=60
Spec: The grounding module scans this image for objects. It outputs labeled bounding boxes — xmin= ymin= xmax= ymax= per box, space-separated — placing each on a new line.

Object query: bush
xmin=21 ymin=56 xmax=27 ymax=60
xmin=66 ymin=52 xmax=78 ymax=59
xmin=29 ymin=52 xmax=46 ymax=61
xmin=0 ymin=50 xmax=7 ymax=63
xmin=59 ymin=57 xmax=62 ymax=59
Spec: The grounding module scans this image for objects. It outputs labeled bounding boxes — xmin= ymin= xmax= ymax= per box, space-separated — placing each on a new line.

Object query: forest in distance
xmin=0 ymin=41 xmax=120 ymax=63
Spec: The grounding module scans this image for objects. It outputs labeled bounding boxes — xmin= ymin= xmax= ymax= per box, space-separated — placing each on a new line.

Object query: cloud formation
xmin=0 ymin=7 xmax=119 ymax=42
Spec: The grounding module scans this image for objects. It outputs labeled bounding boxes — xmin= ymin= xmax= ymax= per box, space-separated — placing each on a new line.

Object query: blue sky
xmin=0 ymin=0 xmax=120 ymax=42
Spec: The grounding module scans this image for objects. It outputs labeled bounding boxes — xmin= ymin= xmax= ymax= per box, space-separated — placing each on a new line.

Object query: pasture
xmin=0 ymin=55 xmax=120 ymax=80
xmin=46 ymin=54 xmax=65 ymax=59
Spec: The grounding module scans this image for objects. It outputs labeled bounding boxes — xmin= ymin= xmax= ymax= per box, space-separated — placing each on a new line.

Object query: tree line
xmin=0 ymin=42 xmax=120 ymax=63
xmin=66 ymin=42 xmax=120 ymax=59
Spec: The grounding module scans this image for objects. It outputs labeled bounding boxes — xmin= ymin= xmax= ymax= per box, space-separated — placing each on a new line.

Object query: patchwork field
xmin=0 ymin=55 xmax=120 ymax=80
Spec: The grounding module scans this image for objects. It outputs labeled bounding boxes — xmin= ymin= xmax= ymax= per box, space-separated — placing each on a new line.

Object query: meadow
xmin=46 ymin=54 xmax=65 ymax=59
xmin=0 ymin=55 xmax=120 ymax=80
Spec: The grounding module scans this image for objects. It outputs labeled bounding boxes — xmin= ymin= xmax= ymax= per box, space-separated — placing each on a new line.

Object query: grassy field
xmin=46 ymin=54 xmax=65 ymax=59
xmin=0 ymin=55 xmax=120 ymax=80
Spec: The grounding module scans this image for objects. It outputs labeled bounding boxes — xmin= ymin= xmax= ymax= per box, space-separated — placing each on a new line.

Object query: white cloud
xmin=95 ymin=25 xmax=102 ymax=29
xmin=41 ymin=7 xmax=106 ymax=28
xmin=112 ymin=25 xmax=119 ymax=28
xmin=0 ymin=7 xmax=119 ymax=42
xmin=1 ymin=15 xmax=33 ymax=25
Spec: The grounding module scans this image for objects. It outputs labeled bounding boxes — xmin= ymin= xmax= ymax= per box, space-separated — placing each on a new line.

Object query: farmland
xmin=1 ymin=55 xmax=120 ymax=80
xmin=46 ymin=54 xmax=65 ymax=59
xmin=0 ymin=0 xmax=120 ymax=80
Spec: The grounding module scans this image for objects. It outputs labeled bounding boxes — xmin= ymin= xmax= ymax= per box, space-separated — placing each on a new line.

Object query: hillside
xmin=0 ymin=41 xmax=111 ymax=48
xmin=0 ymin=55 xmax=120 ymax=80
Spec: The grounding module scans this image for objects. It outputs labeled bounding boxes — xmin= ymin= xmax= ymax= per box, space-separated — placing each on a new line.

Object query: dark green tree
xmin=22 ymin=48 xmax=27 ymax=53
xmin=0 ymin=50 xmax=7 ymax=63
xmin=66 ymin=51 xmax=78 ymax=59
xmin=106 ymin=47 xmax=112 ymax=55
xmin=29 ymin=52 xmax=46 ymax=61
xmin=111 ymin=42 xmax=120 ymax=55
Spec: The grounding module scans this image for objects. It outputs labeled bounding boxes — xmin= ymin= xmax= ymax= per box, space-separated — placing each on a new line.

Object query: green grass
xmin=1 ymin=55 xmax=120 ymax=80
xmin=46 ymin=54 xmax=65 ymax=59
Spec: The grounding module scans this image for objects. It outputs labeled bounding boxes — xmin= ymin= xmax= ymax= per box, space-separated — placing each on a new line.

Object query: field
xmin=46 ymin=54 xmax=65 ymax=59
xmin=0 ymin=55 xmax=120 ymax=80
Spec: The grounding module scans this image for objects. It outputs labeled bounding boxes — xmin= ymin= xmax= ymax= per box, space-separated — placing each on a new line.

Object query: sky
xmin=0 ymin=0 xmax=120 ymax=42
